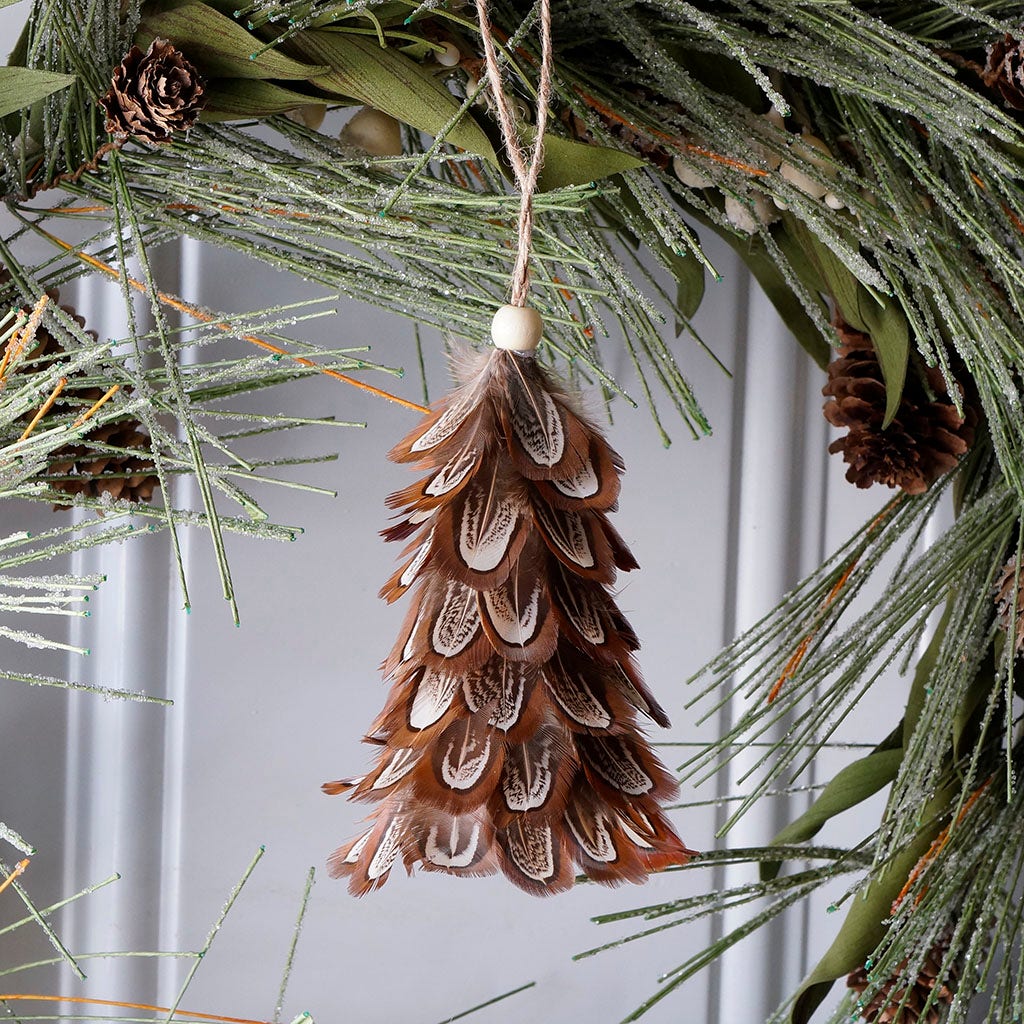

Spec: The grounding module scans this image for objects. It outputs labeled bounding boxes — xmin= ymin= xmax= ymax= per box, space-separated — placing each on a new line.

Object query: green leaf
xmin=200 ymin=79 xmax=325 ymax=120
xmin=674 ymin=248 xmax=706 ymax=325
xmin=785 ymin=214 xmax=909 ymax=421
xmin=533 ymin=133 xmax=644 ymax=191
xmin=903 ymin=600 xmax=950 ymax=745
xmin=286 ymin=30 xmax=495 ymax=160
xmin=728 ymin=232 xmax=831 ymax=368
xmin=0 ymin=67 xmax=76 ymax=119
xmin=789 ymin=782 xmax=955 ymax=1024
xmin=761 ymin=744 xmax=903 ymax=882
xmin=954 ymin=648 xmax=997 ymax=761
xmin=785 ymin=214 xmax=866 ymax=330
xmin=312 ymin=2 xmax=412 ymax=29
xmin=858 ymin=291 xmax=909 ymax=429
xmin=137 ymin=1 xmax=329 ymax=80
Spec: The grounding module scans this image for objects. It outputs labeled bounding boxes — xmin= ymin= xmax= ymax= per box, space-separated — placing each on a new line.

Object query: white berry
xmin=283 ymin=104 xmax=326 ymax=131
xmin=725 ymin=195 xmax=759 ymax=234
xmin=672 ymin=155 xmax=712 ymax=188
xmin=435 ymin=42 xmax=461 ymax=67
xmin=780 ymin=134 xmax=835 ymax=199
xmin=491 ymin=305 xmax=543 ymax=352
xmin=339 ymin=107 xmax=403 ymax=157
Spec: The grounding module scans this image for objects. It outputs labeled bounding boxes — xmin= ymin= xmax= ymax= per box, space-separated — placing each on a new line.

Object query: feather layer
xmin=327 ymin=348 xmax=693 ymax=896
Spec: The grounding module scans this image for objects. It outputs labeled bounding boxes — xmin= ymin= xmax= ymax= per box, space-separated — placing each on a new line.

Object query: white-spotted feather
xmin=373 ymin=748 xmax=418 ymax=789
xmin=426 ymin=448 xmax=479 ymax=496
xmin=432 ymin=581 xmax=481 ymax=657
xmin=399 ymin=529 xmax=434 ymax=589
xmin=505 ymin=821 xmax=555 ymax=881
xmin=439 ymin=724 xmax=493 ymax=791
xmin=482 ymin=581 xmax=541 ymax=646
xmin=367 ymin=815 xmax=406 ymax=880
xmin=553 ymin=456 xmax=600 ymax=499
xmin=502 ymin=734 xmax=555 ymax=812
xmin=459 ymin=485 xmax=521 ymax=572
xmin=533 ymin=501 xmax=595 ymax=569
xmin=409 ymin=668 xmax=459 ymax=729
xmin=425 ymin=818 xmax=482 ymax=868
xmin=566 ymin=809 xmax=617 ymax=862
xmin=545 ymin=663 xmax=611 ymax=728
xmin=411 ymin=396 xmax=474 ymax=453
xmin=585 ymin=737 xmax=653 ymax=795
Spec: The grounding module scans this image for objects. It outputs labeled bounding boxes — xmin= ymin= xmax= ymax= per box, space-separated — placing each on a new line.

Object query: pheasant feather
xmin=325 ymin=347 xmax=695 ymax=895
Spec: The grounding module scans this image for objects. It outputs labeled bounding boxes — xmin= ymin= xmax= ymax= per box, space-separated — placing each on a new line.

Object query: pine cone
xmin=4 ymin=282 xmax=160 ymax=508
xmin=45 ymin=422 xmax=159 ymax=508
xmin=822 ymin=319 xmax=974 ymax=494
xmin=983 ymin=34 xmax=1024 ymax=110
xmin=100 ymin=39 xmax=206 ymax=145
xmin=847 ymin=933 xmax=958 ymax=1024
xmin=994 ymin=557 xmax=1024 ymax=654
xmin=325 ymin=346 xmax=694 ymax=895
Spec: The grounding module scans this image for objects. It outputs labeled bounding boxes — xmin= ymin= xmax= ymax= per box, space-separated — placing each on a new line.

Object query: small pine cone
xmin=822 ymin=319 xmax=974 ymax=495
xmin=10 ymin=288 xmax=160 ymax=508
xmin=100 ymin=38 xmax=206 ymax=145
xmin=46 ymin=422 xmax=159 ymax=509
xmin=847 ymin=933 xmax=958 ymax=1024
xmin=982 ymin=34 xmax=1024 ymax=110
xmin=994 ymin=557 xmax=1024 ymax=654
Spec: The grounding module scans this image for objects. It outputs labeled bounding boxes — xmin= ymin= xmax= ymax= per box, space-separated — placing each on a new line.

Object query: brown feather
xmin=327 ymin=346 xmax=694 ymax=896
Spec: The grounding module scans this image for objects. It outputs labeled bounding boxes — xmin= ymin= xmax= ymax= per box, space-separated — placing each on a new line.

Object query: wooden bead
xmin=491 ymin=304 xmax=543 ymax=352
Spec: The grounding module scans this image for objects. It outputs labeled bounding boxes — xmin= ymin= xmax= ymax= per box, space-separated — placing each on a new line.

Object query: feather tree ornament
xmin=324 ymin=308 xmax=695 ymax=896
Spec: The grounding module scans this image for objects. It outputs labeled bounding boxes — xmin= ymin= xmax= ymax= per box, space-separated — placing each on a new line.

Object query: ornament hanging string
xmin=475 ymin=0 xmax=552 ymax=307
xmin=325 ymin=0 xmax=695 ymax=896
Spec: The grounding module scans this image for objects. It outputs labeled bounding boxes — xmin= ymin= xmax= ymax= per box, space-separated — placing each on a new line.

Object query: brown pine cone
xmin=822 ymin=318 xmax=974 ymax=495
xmin=994 ymin=557 xmax=1024 ymax=654
xmin=983 ymin=34 xmax=1024 ymax=110
xmin=847 ymin=933 xmax=958 ymax=1024
xmin=100 ymin=38 xmax=206 ymax=145
xmin=3 ymin=281 xmax=160 ymax=508
xmin=45 ymin=422 xmax=159 ymax=509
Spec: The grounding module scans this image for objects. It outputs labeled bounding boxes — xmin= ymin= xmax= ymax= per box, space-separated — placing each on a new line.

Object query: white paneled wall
xmin=0 ymin=34 xmax=897 ymax=1016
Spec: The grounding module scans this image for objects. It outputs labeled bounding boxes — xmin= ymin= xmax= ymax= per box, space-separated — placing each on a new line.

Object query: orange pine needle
xmin=0 ymin=293 xmax=50 ymax=385
xmin=683 ymin=144 xmax=769 ymax=178
xmin=464 ymin=159 xmax=487 ymax=187
xmin=571 ymin=88 xmax=768 ymax=178
xmin=164 ymin=201 xmax=312 ymax=221
xmin=769 ymin=499 xmax=901 ymax=704
xmin=891 ymin=778 xmax=992 ymax=914
xmin=551 ymin=275 xmax=575 ymax=302
xmin=73 ymin=383 xmax=120 ymax=427
xmin=36 ymin=228 xmax=429 ymax=415
xmin=0 ymin=323 xmax=27 ymax=385
xmin=57 ymin=205 xmax=113 ymax=214
xmin=0 ymin=859 xmax=29 ymax=897
xmin=18 ymin=378 xmax=66 ymax=442
xmin=0 ymin=994 xmax=277 ymax=1024
xmin=573 ymin=87 xmax=678 ymax=146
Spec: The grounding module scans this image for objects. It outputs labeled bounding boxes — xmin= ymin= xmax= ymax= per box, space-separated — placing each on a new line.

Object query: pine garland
xmin=4 ymin=0 xmax=1024 ymax=1021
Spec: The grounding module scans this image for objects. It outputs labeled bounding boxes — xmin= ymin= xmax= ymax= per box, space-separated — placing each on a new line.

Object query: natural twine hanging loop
xmin=475 ymin=0 xmax=553 ymax=308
